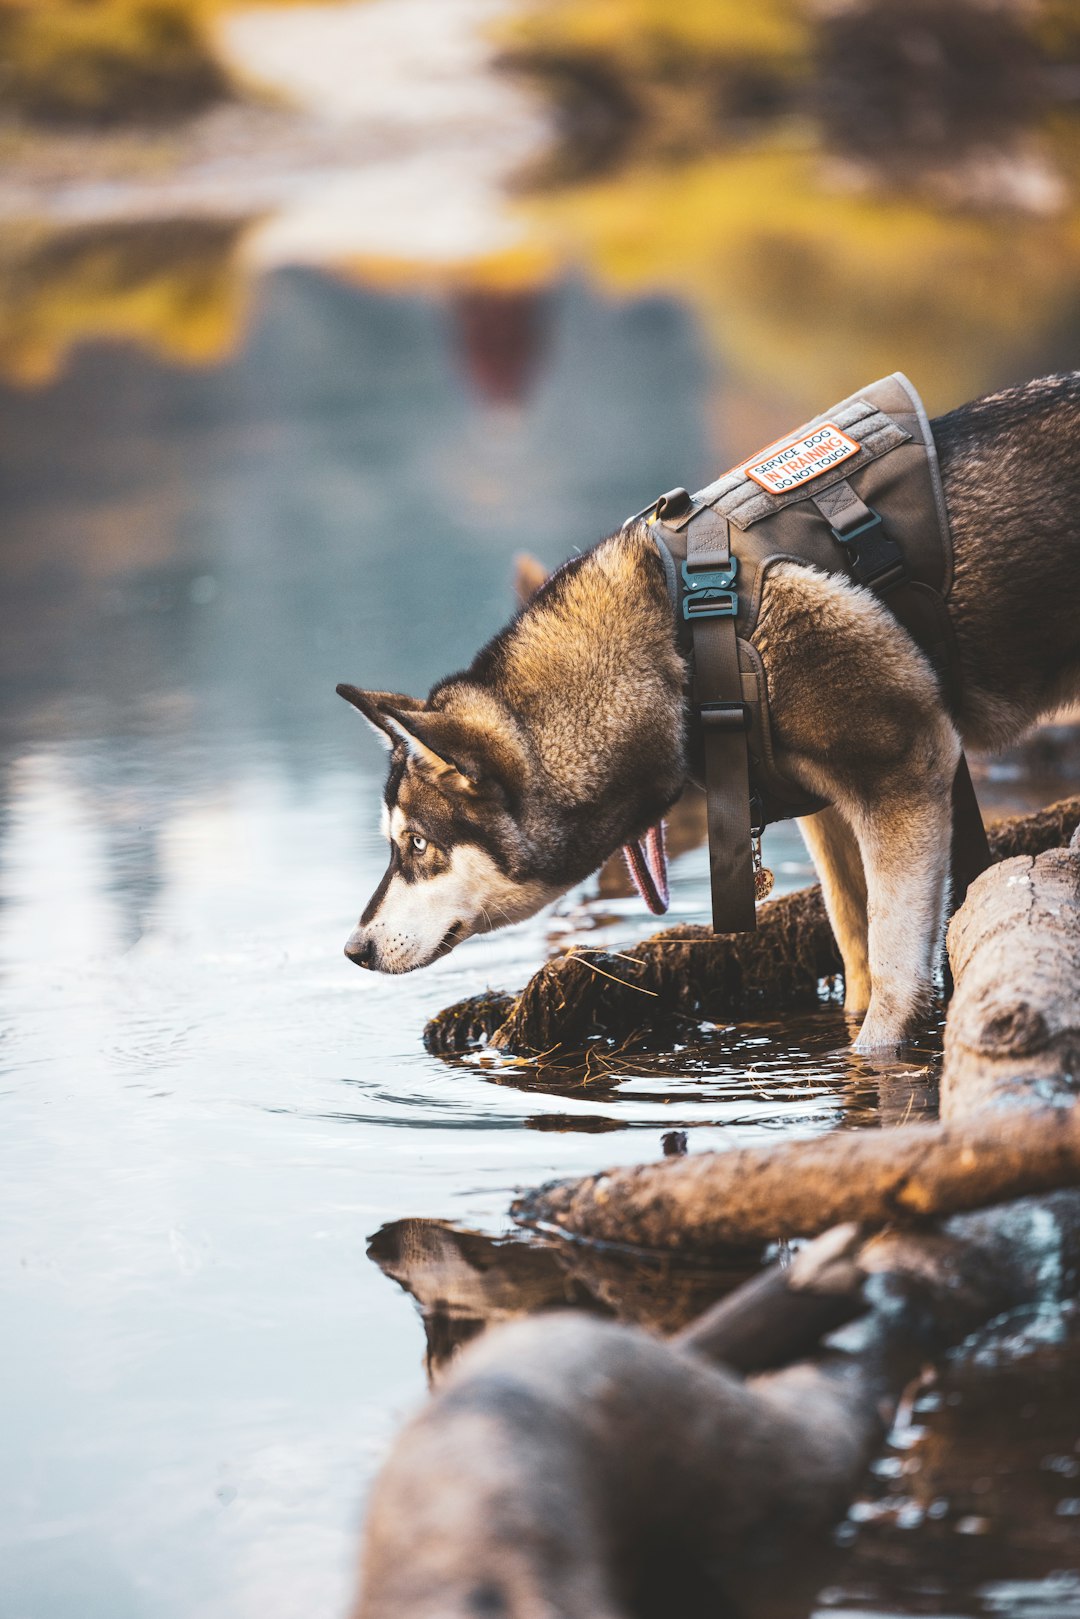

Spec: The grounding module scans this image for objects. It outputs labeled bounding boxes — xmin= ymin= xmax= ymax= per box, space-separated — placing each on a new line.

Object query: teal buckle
xmin=682 ymin=557 xmax=738 ymax=620
xmin=830 ymin=508 xmax=882 ymax=544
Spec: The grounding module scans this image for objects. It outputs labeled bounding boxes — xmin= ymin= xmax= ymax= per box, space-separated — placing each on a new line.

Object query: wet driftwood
xmin=512 ymin=1105 xmax=1080 ymax=1252
xmin=512 ymin=823 xmax=1080 ymax=1250
xmin=424 ymin=796 xmax=1080 ymax=1057
xmin=354 ymin=829 xmax=1080 ymax=1619
xmin=354 ymin=1198 xmax=1080 ymax=1619
xmin=942 ymin=824 xmax=1080 ymax=1115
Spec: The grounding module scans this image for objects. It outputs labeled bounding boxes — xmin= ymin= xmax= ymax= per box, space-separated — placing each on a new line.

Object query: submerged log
xmin=513 ymin=816 xmax=1080 ymax=1250
xmin=425 ymin=796 xmax=1080 ymax=1058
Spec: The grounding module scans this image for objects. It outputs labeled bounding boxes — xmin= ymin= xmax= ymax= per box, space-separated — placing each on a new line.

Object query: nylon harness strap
xmin=686 ymin=508 xmax=758 ymax=933
xmin=652 ymin=492 xmax=758 ymax=933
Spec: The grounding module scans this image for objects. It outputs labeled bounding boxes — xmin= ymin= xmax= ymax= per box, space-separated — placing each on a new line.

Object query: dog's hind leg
xmin=798 ymin=806 xmax=870 ymax=1015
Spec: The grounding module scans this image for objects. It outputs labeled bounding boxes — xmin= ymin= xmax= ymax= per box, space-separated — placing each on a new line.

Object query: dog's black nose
xmin=345 ymin=935 xmax=376 ymax=969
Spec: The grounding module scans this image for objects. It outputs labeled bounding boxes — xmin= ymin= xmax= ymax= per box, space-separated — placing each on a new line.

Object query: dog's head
xmin=336 ymin=681 xmax=565 ymax=973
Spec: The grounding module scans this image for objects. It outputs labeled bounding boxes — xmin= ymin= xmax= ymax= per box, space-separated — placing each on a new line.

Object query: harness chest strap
xmin=652 ymin=497 xmax=758 ymax=933
xmin=681 ymin=506 xmax=757 ymax=932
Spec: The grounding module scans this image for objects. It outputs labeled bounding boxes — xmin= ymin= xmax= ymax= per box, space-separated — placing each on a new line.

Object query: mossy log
xmin=512 ymin=813 xmax=1080 ymax=1250
xmin=425 ymin=796 xmax=1080 ymax=1058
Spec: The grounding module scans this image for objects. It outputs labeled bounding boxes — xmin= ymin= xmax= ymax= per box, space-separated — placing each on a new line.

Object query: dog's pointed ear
xmin=337 ymin=684 xmax=516 ymax=798
xmin=513 ymin=552 xmax=549 ymax=605
xmin=378 ymin=709 xmax=495 ymax=796
xmin=336 ymin=685 xmax=425 ymax=750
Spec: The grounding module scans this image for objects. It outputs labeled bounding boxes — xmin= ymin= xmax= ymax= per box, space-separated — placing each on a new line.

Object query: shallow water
xmin=1 ymin=262 xmax=1078 ymax=1619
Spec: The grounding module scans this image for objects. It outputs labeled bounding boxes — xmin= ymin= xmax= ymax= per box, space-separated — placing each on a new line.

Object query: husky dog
xmin=338 ymin=374 xmax=1080 ymax=1051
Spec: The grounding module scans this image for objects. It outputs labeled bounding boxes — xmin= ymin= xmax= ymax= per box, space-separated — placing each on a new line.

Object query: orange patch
xmin=743 ymin=422 xmax=861 ymax=495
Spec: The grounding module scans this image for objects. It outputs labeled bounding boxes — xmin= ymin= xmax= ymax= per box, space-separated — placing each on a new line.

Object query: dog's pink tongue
xmin=622 ymin=822 xmax=670 ymax=915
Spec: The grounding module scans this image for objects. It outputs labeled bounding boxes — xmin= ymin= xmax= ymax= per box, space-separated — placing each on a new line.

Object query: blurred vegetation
xmin=515 ymin=142 xmax=1080 ymax=413
xmin=490 ymin=0 xmax=1080 ymax=411
xmin=0 ymin=218 xmax=250 ymax=383
xmin=0 ymin=1 xmax=231 ymax=124
xmin=499 ymin=0 xmax=812 ymax=183
xmin=2 ymin=0 xmax=1080 ymax=408
xmin=499 ymin=0 xmax=1077 ymax=184
xmin=0 ymin=0 xmax=332 ymax=126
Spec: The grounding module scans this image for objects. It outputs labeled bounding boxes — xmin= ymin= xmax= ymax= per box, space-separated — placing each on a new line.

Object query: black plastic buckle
xmin=851 ymin=537 xmax=907 ymax=591
xmin=681 ymin=557 xmax=738 ymax=621
xmin=829 ymin=508 xmax=906 ymax=592
xmin=700 ymin=700 xmax=750 ymax=731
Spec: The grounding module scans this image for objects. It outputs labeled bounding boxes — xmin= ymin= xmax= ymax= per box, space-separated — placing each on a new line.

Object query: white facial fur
xmin=348 ymin=811 xmax=564 ymax=973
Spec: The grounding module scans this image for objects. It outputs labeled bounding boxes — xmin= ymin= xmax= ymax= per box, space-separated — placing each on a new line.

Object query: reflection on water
xmin=367 ymin=1215 xmax=762 ymax=1382
xmin=0 ymin=216 xmax=252 ymax=386
xmin=2 ymin=2 xmax=1080 ymax=1614
xmin=834 ymin=1319 xmax=1080 ymax=1618
xmin=2 ymin=254 xmax=1078 ymax=1619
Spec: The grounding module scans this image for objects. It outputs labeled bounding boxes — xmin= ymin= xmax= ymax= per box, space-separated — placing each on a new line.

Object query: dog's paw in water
xmin=851 ymin=1014 xmax=906 ymax=1057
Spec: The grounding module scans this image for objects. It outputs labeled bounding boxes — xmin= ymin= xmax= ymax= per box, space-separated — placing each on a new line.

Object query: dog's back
xmin=934 ymin=373 xmax=1080 ymax=748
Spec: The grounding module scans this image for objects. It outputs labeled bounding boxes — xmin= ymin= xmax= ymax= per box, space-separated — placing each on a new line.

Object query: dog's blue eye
xmin=411 ymin=835 xmax=428 ymax=854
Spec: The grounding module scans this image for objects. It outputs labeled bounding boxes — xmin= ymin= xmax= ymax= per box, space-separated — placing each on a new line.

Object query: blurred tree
xmin=495 ymin=0 xmax=1080 ymax=411
xmin=0 ymin=0 xmax=338 ymax=125
xmin=0 ymin=0 xmax=229 ymax=124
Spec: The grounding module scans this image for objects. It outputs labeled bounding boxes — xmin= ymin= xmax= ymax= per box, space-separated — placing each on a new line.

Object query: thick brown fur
xmin=338 ymin=374 xmax=1080 ymax=1050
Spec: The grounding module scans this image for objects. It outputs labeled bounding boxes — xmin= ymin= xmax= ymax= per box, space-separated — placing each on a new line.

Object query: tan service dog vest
xmin=638 ymin=373 xmax=987 ymax=933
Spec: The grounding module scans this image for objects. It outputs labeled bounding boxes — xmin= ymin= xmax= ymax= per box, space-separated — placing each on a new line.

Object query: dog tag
xmin=752 ymin=833 xmax=774 ymax=902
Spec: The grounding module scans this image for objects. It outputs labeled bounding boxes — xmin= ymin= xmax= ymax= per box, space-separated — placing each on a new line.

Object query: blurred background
xmin=2 ymin=4 xmax=1080 ymax=1618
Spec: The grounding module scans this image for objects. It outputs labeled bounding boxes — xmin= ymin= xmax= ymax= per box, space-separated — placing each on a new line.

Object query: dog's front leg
xmin=798 ymin=805 xmax=870 ymax=1014
xmin=845 ymin=764 xmax=956 ymax=1054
